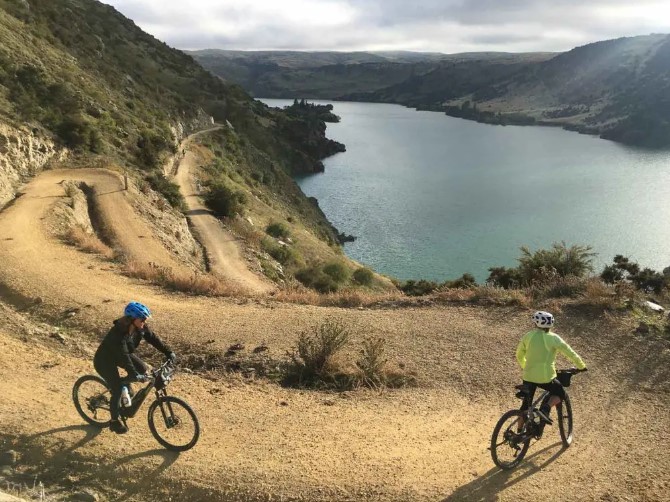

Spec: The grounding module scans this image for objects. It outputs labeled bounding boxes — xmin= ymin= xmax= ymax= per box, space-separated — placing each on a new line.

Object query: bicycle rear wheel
xmin=72 ymin=375 xmax=112 ymax=427
xmin=490 ymin=409 xmax=531 ymax=470
xmin=557 ymin=393 xmax=574 ymax=447
xmin=148 ymin=396 xmax=200 ymax=452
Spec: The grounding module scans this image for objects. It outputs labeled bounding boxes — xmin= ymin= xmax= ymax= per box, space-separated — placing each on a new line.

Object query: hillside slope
xmin=196 ymin=36 xmax=670 ymax=147
xmin=0 ymin=160 xmax=668 ymax=501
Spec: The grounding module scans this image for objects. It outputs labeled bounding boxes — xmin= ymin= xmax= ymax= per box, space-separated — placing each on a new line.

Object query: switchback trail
xmin=174 ymin=129 xmax=274 ymax=294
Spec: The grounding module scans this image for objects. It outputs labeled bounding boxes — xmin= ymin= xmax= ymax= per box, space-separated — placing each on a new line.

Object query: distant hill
xmin=190 ymin=49 xmax=553 ymax=100
xmin=0 ymin=0 xmax=353 ymax=254
xmin=193 ymin=36 xmax=670 ymax=148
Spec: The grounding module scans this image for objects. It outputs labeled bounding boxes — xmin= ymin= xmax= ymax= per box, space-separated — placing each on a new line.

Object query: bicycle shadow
xmin=21 ymin=425 xmax=179 ymax=500
xmin=108 ymin=448 xmax=180 ymax=501
xmin=26 ymin=424 xmax=102 ymax=456
xmin=441 ymin=441 xmax=566 ymax=501
xmin=45 ymin=447 xmax=180 ymax=500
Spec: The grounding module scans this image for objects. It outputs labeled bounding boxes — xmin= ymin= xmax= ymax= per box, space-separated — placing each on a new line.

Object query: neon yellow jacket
xmin=516 ymin=328 xmax=586 ymax=384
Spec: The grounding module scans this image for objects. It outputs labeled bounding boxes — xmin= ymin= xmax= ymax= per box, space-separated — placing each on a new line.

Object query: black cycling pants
xmin=519 ymin=379 xmax=566 ymax=411
xmin=93 ymin=354 xmax=148 ymax=421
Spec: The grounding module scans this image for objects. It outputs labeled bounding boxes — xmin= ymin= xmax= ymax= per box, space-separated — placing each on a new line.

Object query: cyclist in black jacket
xmin=94 ymin=301 xmax=176 ymax=434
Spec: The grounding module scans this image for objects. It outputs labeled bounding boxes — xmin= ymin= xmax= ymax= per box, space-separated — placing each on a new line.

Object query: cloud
xmin=100 ymin=0 xmax=670 ymax=53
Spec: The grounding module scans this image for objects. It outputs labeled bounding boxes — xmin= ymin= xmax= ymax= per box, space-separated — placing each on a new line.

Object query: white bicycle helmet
xmin=532 ymin=311 xmax=554 ymax=328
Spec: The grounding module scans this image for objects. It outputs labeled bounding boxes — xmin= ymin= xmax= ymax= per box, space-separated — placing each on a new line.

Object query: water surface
xmin=263 ymin=99 xmax=670 ymax=282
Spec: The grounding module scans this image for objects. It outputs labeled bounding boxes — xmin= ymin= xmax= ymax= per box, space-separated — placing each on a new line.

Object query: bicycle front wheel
xmin=491 ymin=409 xmax=531 ymax=470
xmin=148 ymin=396 xmax=200 ymax=452
xmin=72 ymin=375 xmax=112 ymax=427
xmin=557 ymin=393 xmax=574 ymax=447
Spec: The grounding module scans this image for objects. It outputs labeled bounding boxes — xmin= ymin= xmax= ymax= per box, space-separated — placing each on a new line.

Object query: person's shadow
xmin=27 ymin=424 xmax=102 ymax=456
xmin=21 ymin=424 xmax=180 ymax=500
xmin=441 ymin=441 xmax=566 ymax=501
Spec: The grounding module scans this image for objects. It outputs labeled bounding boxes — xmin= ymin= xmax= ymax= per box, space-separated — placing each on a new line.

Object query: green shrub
xmin=204 ymin=180 xmax=247 ymax=217
xmin=517 ymin=242 xmax=595 ymax=283
xmin=631 ymin=268 xmax=666 ymax=294
xmin=266 ymin=221 xmax=290 ymax=239
xmin=352 ymin=267 xmax=374 ymax=286
xmin=295 ymin=265 xmax=340 ymax=293
xmin=601 ymin=255 xmax=667 ymax=293
xmin=400 ymin=279 xmax=439 ymax=296
xmin=443 ymin=273 xmax=477 ymax=289
xmin=146 ymin=172 xmax=185 ymax=210
xmin=261 ymin=238 xmax=300 ymax=266
xmin=486 ymin=266 xmax=523 ymax=288
xmin=282 ymin=318 xmax=351 ymax=387
xmin=322 ymin=261 xmax=350 ymax=283
xmin=137 ymin=128 xmax=173 ymax=168
xmin=56 ymin=115 xmax=103 ymax=152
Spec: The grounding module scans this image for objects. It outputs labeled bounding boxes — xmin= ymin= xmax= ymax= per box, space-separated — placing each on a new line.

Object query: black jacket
xmin=94 ymin=316 xmax=172 ymax=375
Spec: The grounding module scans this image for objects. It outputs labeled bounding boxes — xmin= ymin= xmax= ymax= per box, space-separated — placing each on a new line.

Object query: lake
xmin=262 ymin=99 xmax=670 ymax=282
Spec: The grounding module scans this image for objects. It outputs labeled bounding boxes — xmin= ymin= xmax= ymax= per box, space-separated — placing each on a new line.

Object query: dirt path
xmin=174 ymin=131 xmax=274 ymax=295
xmin=0 ymin=162 xmax=669 ymax=500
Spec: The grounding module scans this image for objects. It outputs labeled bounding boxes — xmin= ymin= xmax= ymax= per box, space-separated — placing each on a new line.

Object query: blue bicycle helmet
xmin=124 ymin=301 xmax=151 ymax=320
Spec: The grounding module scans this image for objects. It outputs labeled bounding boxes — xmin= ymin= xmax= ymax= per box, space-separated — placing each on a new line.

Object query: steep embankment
xmin=0 ymin=165 xmax=669 ymax=501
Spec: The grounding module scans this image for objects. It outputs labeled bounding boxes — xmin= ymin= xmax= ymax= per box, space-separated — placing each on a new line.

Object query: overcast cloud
xmin=101 ymin=0 xmax=670 ymax=53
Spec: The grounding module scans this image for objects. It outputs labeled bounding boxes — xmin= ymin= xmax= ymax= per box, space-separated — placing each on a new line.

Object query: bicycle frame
xmin=118 ymin=360 xmax=173 ymax=421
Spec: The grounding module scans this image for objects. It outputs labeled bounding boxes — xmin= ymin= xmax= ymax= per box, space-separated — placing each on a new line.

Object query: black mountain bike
xmin=72 ymin=359 xmax=200 ymax=451
xmin=490 ymin=368 xmax=586 ymax=470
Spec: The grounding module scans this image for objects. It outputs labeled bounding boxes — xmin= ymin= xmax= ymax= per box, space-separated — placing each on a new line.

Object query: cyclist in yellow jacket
xmin=516 ymin=311 xmax=587 ymax=430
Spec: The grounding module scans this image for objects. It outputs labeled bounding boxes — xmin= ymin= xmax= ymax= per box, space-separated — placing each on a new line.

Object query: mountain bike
xmin=72 ymin=359 xmax=200 ymax=451
xmin=490 ymin=368 xmax=586 ymax=470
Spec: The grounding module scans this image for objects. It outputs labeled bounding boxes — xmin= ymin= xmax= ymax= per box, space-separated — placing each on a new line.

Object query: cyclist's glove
xmin=135 ymin=373 xmax=149 ymax=383
xmin=167 ymin=351 xmax=177 ymax=363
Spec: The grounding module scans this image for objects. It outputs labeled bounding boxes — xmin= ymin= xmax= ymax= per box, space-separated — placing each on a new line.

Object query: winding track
xmin=174 ymin=130 xmax=274 ymax=294
xmin=0 ymin=146 xmax=668 ymax=500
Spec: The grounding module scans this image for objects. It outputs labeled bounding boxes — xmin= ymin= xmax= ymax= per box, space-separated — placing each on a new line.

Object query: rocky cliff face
xmin=0 ymin=124 xmax=67 ymax=207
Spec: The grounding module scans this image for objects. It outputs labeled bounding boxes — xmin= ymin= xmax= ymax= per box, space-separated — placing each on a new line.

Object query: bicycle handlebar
xmin=557 ymin=367 xmax=588 ymax=375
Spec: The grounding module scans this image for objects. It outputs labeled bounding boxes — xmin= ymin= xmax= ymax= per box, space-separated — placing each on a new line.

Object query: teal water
xmin=262 ymin=99 xmax=670 ymax=282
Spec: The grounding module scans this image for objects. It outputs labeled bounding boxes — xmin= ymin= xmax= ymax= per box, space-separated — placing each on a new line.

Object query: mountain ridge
xmin=194 ymin=35 xmax=670 ymax=147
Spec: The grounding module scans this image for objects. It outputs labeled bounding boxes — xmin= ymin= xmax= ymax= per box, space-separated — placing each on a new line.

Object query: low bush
xmin=352 ymin=267 xmax=374 ymax=286
xmin=281 ymin=319 xmax=416 ymax=389
xmin=266 ymin=221 xmax=290 ymax=239
xmin=261 ymin=238 xmax=301 ymax=266
xmin=204 ymin=180 xmax=247 ymax=218
xmin=295 ymin=262 xmax=349 ymax=293
xmin=146 ymin=172 xmax=185 ymax=210
xmin=282 ymin=318 xmax=351 ymax=387
xmin=322 ymin=260 xmax=351 ymax=283
xmin=400 ymin=279 xmax=439 ymax=296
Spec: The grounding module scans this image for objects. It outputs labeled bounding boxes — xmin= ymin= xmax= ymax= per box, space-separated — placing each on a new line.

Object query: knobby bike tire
xmin=558 ymin=393 xmax=574 ymax=447
xmin=72 ymin=375 xmax=112 ymax=427
xmin=491 ymin=409 xmax=531 ymax=470
xmin=147 ymin=396 xmax=200 ymax=452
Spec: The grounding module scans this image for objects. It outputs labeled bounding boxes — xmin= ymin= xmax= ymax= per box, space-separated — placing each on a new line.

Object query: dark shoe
xmin=536 ymin=408 xmax=553 ymax=426
xmin=110 ymin=420 xmax=128 ymax=434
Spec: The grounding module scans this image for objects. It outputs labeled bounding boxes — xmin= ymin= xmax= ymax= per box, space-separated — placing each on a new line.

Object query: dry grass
xmin=123 ymin=260 xmax=244 ymax=297
xmin=281 ymin=318 xmax=417 ymax=390
xmin=63 ymin=224 xmax=115 ymax=259
xmin=273 ymin=286 xmax=403 ymax=308
xmin=434 ymin=285 xmax=530 ymax=307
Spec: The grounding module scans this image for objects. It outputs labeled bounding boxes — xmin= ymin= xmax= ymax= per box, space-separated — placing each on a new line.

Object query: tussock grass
xmin=123 ymin=260 xmax=242 ymax=297
xmin=63 ymin=224 xmax=114 ymax=259
xmin=281 ymin=318 xmax=416 ymax=390
xmin=434 ymin=285 xmax=531 ymax=307
xmin=273 ymin=286 xmax=402 ymax=308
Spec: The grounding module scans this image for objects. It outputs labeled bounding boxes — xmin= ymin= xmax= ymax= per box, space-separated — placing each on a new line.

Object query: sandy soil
xmin=0 ymin=154 xmax=669 ymax=501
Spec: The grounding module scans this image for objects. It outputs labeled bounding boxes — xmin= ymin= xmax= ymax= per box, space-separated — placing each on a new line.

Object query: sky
xmin=101 ymin=0 xmax=670 ymax=54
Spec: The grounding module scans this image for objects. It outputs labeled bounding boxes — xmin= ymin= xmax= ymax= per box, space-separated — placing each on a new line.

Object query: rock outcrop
xmin=0 ymin=124 xmax=68 ymax=208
